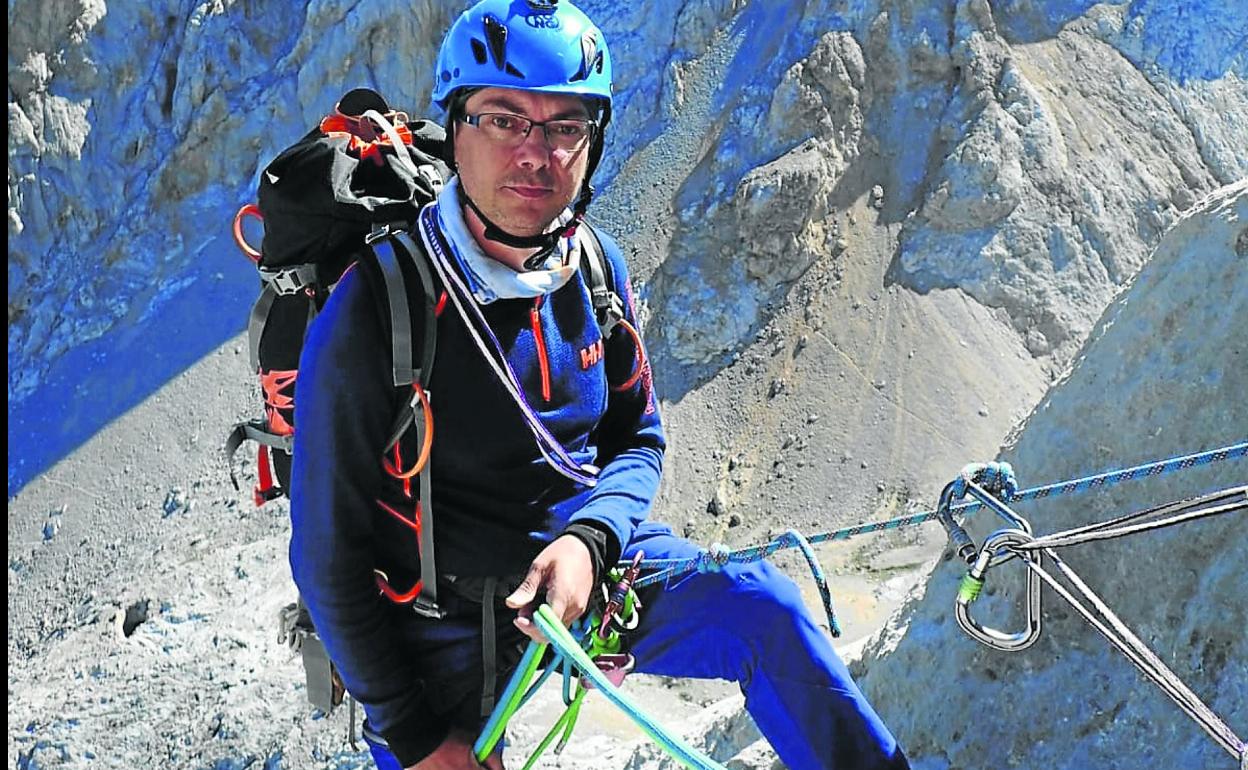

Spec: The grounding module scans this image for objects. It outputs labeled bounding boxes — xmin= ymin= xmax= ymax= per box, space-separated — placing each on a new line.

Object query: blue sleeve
xmin=288 ymin=267 xmax=447 ymax=763
xmin=566 ymin=229 xmax=666 ymax=566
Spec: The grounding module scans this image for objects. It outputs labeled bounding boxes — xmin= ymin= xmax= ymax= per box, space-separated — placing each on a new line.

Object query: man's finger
xmin=505 ymin=563 xmax=545 ymax=609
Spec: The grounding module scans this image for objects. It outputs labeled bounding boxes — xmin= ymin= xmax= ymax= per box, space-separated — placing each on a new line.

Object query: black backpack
xmin=224 ymin=87 xmax=451 ymax=505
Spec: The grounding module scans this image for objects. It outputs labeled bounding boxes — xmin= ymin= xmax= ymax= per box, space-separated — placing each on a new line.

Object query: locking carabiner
xmin=955 ymin=528 xmax=1043 ymax=652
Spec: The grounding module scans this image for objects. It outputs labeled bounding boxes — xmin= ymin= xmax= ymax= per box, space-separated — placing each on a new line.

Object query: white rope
xmin=416 ymin=205 xmax=598 ymax=486
xmin=1018 ymin=487 xmax=1246 ymax=551
xmin=1013 ymin=544 xmax=1245 ymax=760
xmin=362 ymin=109 xmax=419 ymax=177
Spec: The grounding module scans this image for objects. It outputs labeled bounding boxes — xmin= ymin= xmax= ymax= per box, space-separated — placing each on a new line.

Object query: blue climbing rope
xmin=631 ymin=442 xmax=1248 ymax=594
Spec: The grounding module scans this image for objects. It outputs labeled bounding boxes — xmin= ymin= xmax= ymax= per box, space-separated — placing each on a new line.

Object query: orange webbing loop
xmin=233 ymin=203 xmax=263 ymax=263
xmin=376 ymin=498 xmax=422 ymax=539
xmin=394 ymin=441 xmax=413 ymax=499
xmin=254 ymin=446 xmax=277 ymax=508
xmin=319 ymin=111 xmax=413 ymax=146
xmin=382 ymin=383 xmax=434 ymax=480
xmin=260 ymin=370 xmax=298 ymax=435
xmin=610 ymin=319 xmax=647 ymax=393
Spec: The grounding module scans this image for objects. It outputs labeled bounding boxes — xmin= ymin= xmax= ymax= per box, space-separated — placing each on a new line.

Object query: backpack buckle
xmin=260 ymin=265 xmax=317 ymax=296
xmin=366 ymin=221 xmax=411 ymax=246
xmin=365 ymin=225 xmax=394 ymax=245
xmin=411 ymin=596 xmax=447 ymax=620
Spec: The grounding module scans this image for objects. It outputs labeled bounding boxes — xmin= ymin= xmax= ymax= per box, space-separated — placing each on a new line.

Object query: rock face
xmin=8 ymin=0 xmax=1248 ymax=495
xmin=856 ymin=180 xmax=1248 ymax=770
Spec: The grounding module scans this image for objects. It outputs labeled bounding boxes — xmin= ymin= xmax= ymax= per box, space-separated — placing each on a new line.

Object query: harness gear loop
xmin=954 ymin=528 xmax=1044 ymax=652
xmin=232 ymin=203 xmax=263 ymax=263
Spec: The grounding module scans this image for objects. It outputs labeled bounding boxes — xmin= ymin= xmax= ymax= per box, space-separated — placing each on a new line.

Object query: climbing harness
xmin=468 ymin=442 xmax=1245 ymax=769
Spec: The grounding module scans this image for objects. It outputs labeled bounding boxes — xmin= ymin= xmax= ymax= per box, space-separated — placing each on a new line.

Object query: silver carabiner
xmin=955 ymin=528 xmax=1043 ymax=651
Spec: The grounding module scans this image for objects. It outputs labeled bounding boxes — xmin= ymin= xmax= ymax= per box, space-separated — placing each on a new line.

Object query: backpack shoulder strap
xmin=355 ymin=222 xmax=446 ymax=620
xmin=362 ymin=225 xmax=438 ymax=389
xmin=577 ymin=222 xmax=626 ymax=338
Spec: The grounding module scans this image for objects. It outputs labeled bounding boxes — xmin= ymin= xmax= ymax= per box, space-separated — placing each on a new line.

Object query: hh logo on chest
xmin=579 ymin=339 xmax=604 ymax=370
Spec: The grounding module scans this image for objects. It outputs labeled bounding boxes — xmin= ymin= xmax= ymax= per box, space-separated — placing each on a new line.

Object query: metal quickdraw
xmin=937 ymin=462 xmax=1043 ymax=651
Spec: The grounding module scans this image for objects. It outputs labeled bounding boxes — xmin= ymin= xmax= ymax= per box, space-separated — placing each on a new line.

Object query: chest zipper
xmin=530 ymin=296 xmax=552 ymax=403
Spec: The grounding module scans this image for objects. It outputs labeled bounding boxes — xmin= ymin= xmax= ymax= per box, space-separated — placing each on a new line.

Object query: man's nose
xmin=513 ymin=127 xmax=554 ymax=167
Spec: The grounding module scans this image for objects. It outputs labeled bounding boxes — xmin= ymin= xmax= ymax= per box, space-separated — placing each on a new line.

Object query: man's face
xmin=454 ymin=87 xmax=593 ymax=238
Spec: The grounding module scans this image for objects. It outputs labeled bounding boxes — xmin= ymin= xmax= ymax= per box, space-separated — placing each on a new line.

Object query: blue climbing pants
xmin=624 ymin=522 xmax=905 ymax=770
xmin=364 ymin=520 xmax=906 ymax=769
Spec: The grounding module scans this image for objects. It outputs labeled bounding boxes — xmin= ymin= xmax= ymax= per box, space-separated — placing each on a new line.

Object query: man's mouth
xmin=504 ymin=185 xmax=553 ymax=200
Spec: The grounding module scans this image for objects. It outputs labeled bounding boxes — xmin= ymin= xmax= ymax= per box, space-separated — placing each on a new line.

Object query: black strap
xmin=365 ymin=226 xmax=444 ymax=619
xmin=393 ymin=231 xmax=439 ymax=390
xmin=577 ymin=223 xmax=626 ymax=339
xmin=481 ymin=576 xmax=498 ymax=717
xmin=224 ymin=420 xmax=294 ymax=491
xmin=247 ymin=285 xmax=277 ymax=373
xmin=372 ymin=237 xmax=418 ymax=388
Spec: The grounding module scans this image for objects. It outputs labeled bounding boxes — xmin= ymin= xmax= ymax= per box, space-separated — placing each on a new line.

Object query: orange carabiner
xmin=233 ymin=203 xmax=263 ymax=263
xmin=374 ymin=570 xmax=424 ymax=605
xmin=610 ymin=318 xmax=647 ymax=392
xmin=382 ymin=383 xmax=434 ymax=480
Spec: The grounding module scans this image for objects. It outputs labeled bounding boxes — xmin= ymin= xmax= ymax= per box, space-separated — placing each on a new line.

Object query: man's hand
xmin=505 ymin=534 xmax=594 ymax=642
xmin=406 ymin=729 xmax=503 ymax=770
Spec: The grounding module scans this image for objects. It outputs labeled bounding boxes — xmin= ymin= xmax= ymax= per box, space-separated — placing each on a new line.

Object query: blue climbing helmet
xmin=432 ymin=0 xmax=614 ymax=250
xmin=431 ymin=0 xmax=612 ymax=115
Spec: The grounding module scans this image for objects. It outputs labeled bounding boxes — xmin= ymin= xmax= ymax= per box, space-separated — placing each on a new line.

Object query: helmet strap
xmin=457 ymin=183 xmax=591 ymax=268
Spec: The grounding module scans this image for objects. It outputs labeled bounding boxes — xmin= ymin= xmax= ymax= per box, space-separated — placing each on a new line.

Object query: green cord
xmin=521 ymin=686 xmax=587 ymax=770
xmin=555 ymin=686 xmax=585 ymax=752
xmin=474 ymin=639 xmax=548 ymax=763
xmin=533 ymin=604 xmax=728 ymax=770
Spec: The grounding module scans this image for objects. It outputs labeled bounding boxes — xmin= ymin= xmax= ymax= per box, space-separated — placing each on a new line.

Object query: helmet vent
xmin=483 ymin=13 xmax=509 ymax=71
xmin=470 ymin=38 xmax=488 ymax=65
xmin=505 ymin=62 xmax=525 ymax=79
xmin=571 ymin=31 xmax=601 ymax=83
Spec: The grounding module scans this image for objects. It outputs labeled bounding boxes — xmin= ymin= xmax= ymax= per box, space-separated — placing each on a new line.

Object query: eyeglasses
xmin=460 ymin=112 xmax=597 ymax=153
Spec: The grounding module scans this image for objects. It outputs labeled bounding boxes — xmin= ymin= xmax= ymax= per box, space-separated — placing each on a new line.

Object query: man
xmin=290 ymin=1 xmax=910 ymax=768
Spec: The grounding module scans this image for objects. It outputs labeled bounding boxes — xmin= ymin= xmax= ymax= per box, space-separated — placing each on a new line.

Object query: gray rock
xmin=859 ymin=181 xmax=1248 ymax=770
